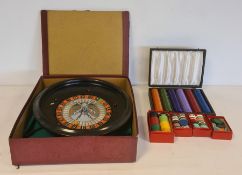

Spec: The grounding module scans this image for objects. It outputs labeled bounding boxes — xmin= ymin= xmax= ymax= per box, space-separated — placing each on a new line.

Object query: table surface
xmin=1 ymin=85 xmax=242 ymax=175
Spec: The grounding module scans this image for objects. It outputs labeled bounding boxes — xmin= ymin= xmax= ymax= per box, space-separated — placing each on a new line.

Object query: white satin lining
xmin=150 ymin=50 xmax=204 ymax=86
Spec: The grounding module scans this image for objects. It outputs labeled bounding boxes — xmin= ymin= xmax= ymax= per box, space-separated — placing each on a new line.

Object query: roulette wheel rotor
xmin=33 ymin=78 xmax=133 ymax=136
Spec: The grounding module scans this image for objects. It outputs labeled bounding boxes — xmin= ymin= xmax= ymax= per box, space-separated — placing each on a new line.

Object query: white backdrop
xmin=1 ymin=0 xmax=242 ymax=85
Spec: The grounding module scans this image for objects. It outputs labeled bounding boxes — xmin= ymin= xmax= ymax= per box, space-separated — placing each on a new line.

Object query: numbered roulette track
xmin=33 ymin=78 xmax=133 ymax=136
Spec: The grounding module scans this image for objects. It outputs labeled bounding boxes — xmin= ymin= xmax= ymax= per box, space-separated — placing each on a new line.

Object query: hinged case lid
xmin=41 ymin=10 xmax=129 ymax=76
xmin=149 ymin=48 xmax=206 ymax=88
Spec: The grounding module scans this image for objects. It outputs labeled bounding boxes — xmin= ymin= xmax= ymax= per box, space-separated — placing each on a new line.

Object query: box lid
xmin=149 ymin=48 xmax=206 ymax=88
xmin=41 ymin=10 xmax=129 ymax=76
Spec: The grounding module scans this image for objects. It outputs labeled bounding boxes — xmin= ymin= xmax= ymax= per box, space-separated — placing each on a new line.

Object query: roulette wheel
xmin=32 ymin=78 xmax=133 ymax=136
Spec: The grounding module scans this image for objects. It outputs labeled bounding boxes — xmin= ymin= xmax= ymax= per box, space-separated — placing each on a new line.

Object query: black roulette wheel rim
xmin=33 ymin=78 xmax=133 ymax=136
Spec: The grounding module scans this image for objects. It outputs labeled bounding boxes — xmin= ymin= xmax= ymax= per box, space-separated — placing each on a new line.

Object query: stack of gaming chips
xmin=151 ymin=89 xmax=164 ymax=111
xmin=210 ymin=118 xmax=227 ymax=131
xmin=159 ymin=114 xmax=171 ymax=132
xmin=184 ymin=89 xmax=201 ymax=113
xmin=176 ymin=89 xmax=192 ymax=113
xmin=189 ymin=114 xmax=208 ymax=128
xmin=193 ymin=89 xmax=211 ymax=113
xmin=149 ymin=112 xmax=161 ymax=131
xmin=159 ymin=89 xmax=173 ymax=111
xmin=167 ymin=89 xmax=183 ymax=112
xmin=149 ymin=112 xmax=171 ymax=132
xmin=171 ymin=114 xmax=189 ymax=128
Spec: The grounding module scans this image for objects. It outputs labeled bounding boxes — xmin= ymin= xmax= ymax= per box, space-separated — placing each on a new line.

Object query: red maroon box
xmin=147 ymin=111 xmax=174 ymax=143
xmin=188 ymin=114 xmax=212 ymax=137
xmin=8 ymin=10 xmax=138 ymax=165
xmin=207 ymin=116 xmax=233 ymax=140
xmin=169 ymin=113 xmax=193 ymax=137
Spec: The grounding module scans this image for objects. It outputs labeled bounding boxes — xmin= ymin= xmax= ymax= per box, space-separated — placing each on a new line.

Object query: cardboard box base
xmin=191 ymin=114 xmax=212 ymax=137
xmin=147 ymin=111 xmax=174 ymax=143
xmin=148 ymin=132 xmax=174 ymax=143
xmin=9 ymin=136 xmax=137 ymax=165
xmin=192 ymin=129 xmax=212 ymax=137
xmin=170 ymin=113 xmax=193 ymax=137
xmin=173 ymin=129 xmax=193 ymax=137
xmin=9 ymin=75 xmax=138 ymax=165
xmin=208 ymin=116 xmax=233 ymax=140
